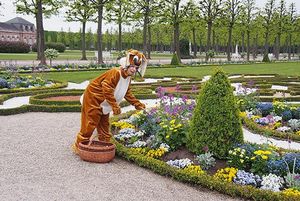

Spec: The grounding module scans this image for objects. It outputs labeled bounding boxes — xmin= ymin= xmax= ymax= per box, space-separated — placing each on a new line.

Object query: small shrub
xmin=179 ymin=38 xmax=190 ymax=58
xmin=170 ymin=53 xmax=180 ymax=65
xmin=262 ymin=53 xmax=271 ymax=63
xmin=187 ymin=68 xmax=243 ymax=158
xmin=0 ymin=78 xmax=9 ymax=88
xmin=195 ymin=152 xmax=216 ymax=170
xmin=45 ymin=48 xmax=59 ymax=67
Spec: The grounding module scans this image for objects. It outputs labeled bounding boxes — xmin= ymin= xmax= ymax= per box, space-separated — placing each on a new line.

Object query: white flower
xmin=260 ymin=173 xmax=283 ymax=192
xmin=159 ymin=143 xmax=170 ymax=152
xmin=127 ymin=140 xmax=147 ymax=148
xmin=276 ymin=126 xmax=291 ymax=132
xmin=166 ymin=158 xmax=193 ymax=169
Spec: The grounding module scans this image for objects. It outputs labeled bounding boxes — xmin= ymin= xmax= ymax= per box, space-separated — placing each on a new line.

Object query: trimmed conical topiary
xmin=170 ymin=53 xmax=180 ymax=65
xmin=186 ymin=68 xmax=243 ymax=158
xmin=262 ymin=53 xmax=271 ymax=62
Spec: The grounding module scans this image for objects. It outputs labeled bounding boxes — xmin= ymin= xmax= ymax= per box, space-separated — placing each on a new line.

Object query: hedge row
xmin=0 ymin=105 xmax=81 ymax=115
xmin=114 ymin=140 xmax=299 ymax=201
xmin=0 ymin=88 xmax=81 ymax=104
xmin=32 ymin=42 xmax=66 ymax=53
xmin=0 ymin=81 xmax=68 ymax=94
xmin=0 ymin=41 xmax=30 ymax=53
xmin=30 ymin=91 xmax=83 ymax=106
xmin=0 ymin=92 xmax=157 ymax=115
xmin=241 ymin=116 xmax=300 ymax=142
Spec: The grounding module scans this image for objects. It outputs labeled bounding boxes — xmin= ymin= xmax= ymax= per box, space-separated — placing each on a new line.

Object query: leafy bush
xmin=262 ymin=53 xmax=271 ymax=63
xmin=179 ymin=38 xmax=190 ymax=58
xmin=0 ymin=78 xmax=9 ymax=88
xmin=170 ymin=53 xmax=180 ymax=65
xmin=187 ymin=68 xmax=243 ymax=158
xmin=195 ymin=152 xmax=216 ymax=170
xmin=256 ymin=102 xmax=273 ymax=117
xmin=282 ymin=110 xmax=293 ymax=122
xmin=32 ymin=42 xmax=66 ymax=52
xmin=0 ymin=41 xmax=30 ymax=53
xmin=45 ymin=48 xmax=59 ymax=67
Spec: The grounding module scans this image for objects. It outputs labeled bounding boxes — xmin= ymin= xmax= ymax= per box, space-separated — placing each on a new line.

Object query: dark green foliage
xmin=32 ymin=42 xmax=66 ymax=52
xmin=262 ymin=53 xmax=271 ymax=62
xmin=170 ymin=53 xmax=180 ymax=65
xmin=179 ymin=38 xmax=190 ymax=58
xmin=187 ymin=68 xmax=243 ymax=158
xmin=0 ymin=41 xmax=30 ymax=53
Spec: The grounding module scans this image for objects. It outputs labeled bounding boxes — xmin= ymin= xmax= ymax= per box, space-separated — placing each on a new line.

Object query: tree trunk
xmin=37 ymin=0 xmax=46 ymax=65
xmin=147 ymin=25 xmax=151 ymax=59
xmin=264 ymin=29 xmax=269 ymax=56
xmin=143 ymin=0 xmax=149 ymax=55
xmin=118 ymin=22 xmax=122 ymax=51
xmin=246 ymin=30 xmax=250 ymax=61
xmin=81 ymin=22 xmax=87 ymax=60
xmin=212 ymin=29 xmax=215 ymax=51
xmin=227 ymin=26 xmax=233 ymax=61
xmin=253 ymin=33 xmax=258 ymax=59
xmin=35 ymin=13 xmax=40 ymax=60
xmin=192 ymin=27 xmax=196 ymax=57
xmin=206 ymin=21 xmax=212 ymax=62
xmin=275 ymin=34 xmax=281 ymax=60
xmin=241 ymin=31 xmax=245 ymax=53
xmin=97 ymin=3 xmax=104 ymax=64
xmin=288 ymin=33 xmax=292 ymax=60
xmin=174 ymin=22 xmax=181 ymax=63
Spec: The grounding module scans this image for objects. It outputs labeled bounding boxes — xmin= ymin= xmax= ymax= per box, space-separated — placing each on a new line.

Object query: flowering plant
xmin=214 ymin=167 xmax=238 ymax=182
xmin=228 ymin=147 xmax=251 ymax=170
xmin=166 ymin=158 xmax=193 ymax=169
xmin=233 ymin=170 xmax=261 ymax=187
xmin=182 ymin=165 xmax=205 ymax=175
xmin=260 ymin=173 xmax=283 ymax=192
xmin=250 ymin=149 xmax=275 ymax=175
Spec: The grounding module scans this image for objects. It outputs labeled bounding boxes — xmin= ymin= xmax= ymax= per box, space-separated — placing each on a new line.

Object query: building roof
xmin=0 ymin=22 xmax=19 ymax=31
xmin=0 ymin=17 xmax=35 ymax=32
xmin=6 ymin=17 xmax=34 ymax=25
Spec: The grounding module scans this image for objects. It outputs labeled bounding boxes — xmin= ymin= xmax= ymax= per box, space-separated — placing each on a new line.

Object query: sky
xmin=0 ymin=0 xmax=299 ymax=33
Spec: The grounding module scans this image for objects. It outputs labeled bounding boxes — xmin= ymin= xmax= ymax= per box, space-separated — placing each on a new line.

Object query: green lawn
xmin=0 ymin=50 xmax=97 ymax=60
xmin=0 ymin=50 xmax=174 ymax=60
xmin=40 ymin=62 xmax=300 ymax=83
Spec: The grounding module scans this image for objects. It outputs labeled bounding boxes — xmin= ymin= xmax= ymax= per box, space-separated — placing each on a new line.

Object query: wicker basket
xmin=78 ymin=140 xmax=116 ymax=163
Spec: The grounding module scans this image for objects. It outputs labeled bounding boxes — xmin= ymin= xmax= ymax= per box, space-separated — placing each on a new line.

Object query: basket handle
xmin=88 ymin=131 xmax=98 ymax=146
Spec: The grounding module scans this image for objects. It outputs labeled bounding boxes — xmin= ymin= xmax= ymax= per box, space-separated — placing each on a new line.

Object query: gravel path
xmin=0 ymin=112 xmax=243 ymax=201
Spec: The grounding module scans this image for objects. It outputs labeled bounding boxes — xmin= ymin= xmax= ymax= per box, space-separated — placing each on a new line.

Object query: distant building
xmin=0 ymin=17 xmax=36 ymax=45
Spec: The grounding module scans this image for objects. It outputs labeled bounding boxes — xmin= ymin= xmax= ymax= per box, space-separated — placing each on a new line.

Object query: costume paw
xmin=135 ymin=102 xmax=146 ymax=110
xmin=112 ymin=106 xmax=121 ymax=115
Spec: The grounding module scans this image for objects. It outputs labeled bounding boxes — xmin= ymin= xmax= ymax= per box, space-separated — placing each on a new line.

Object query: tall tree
xmin=160 ymin=0 xmax=186 ymax=63
xmin=15 ymin=0 xmax=63 ymax=65
xmin=244 ymin=0 xmax=256 ymax=61
xmin=261 ymin=0 xmax=276 ymax=57
xmin=90 ymin=0 xmax=110 ymax=64
xmin=183 ymin=0 xmax=201 ymax=57
xmin=274 ymin=0 xmax=286 ymax=60
xmin=131 ymin=0 xmax=160 ymax=58
xmin=198 ymin=0 xmax=224 ymax=61
xmin=66 ymin=0 xmax=96 ymax=60
xmin=224 ymin=0 xmax=243 ymax=61
xmin=287 ymin=3 xmax=297 ymax=60
xmin=105 ymin=0 xmax=132 ymax=52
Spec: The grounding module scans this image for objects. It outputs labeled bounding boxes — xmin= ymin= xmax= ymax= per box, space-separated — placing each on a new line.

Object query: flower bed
xmin=239 ymin=100 xmax=300 ymax=142
xmin=111 ymin=90 xmax=300 ymax=199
